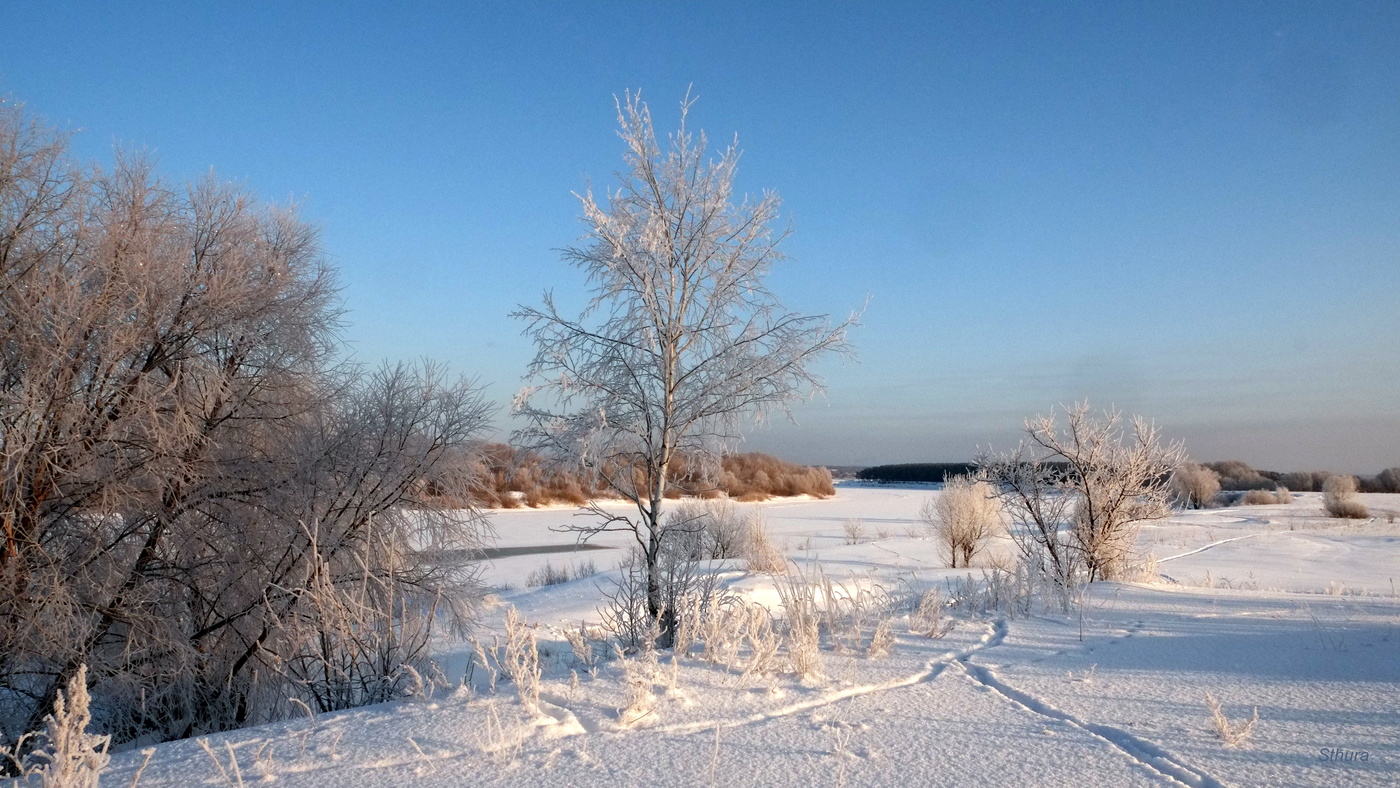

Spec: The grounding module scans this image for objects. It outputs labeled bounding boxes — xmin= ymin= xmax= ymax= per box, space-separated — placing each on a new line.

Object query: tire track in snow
xmin=956 ymin=629 xmax=1225 ymax=788
xmin=652 ymin=619 xmax=1008 ymax=736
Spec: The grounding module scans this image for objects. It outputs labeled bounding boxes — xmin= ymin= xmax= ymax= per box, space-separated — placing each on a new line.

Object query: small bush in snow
xmin=922 ymin=476 xmax=1001 ymax=568
xmin=910 ymin=589 xmax=953 ymax=638
xmin=1170 ymin=463 xmax=1221 ymax=508
xmin=526 ymin=562 xmax=572 ymax=587
xmin=703 ymin=500 xmax=751 ymax=559
xmin=841 ymin=518 xmax=868 ymax=545
xmin=1239 ymin=489 xmax=1275 ymax=506
xmin=1323 ymin=475 xmax=1369 ymax=519
xmin=980 ymin=403 xmax=1184 ymax=583
xmin=665 ymin=499 xmax=753 ymax=560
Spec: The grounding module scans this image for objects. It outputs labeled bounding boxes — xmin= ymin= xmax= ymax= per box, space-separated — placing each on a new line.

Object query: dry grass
xmin=867 ymin=617 xmax=895 ymax=657
xmin=3 ymin=665 xmax=112 ymax=788
xmin=525 ymin=559 xmax=598 ymax=587
xmin=910 ymin=589 xmax=953 ymax=638
xmin=774 ymin=570 xmax=824 ymax=680
xmin=500 ymin=608 xmax=541 ymax=712
xmin=1205 ymin=692 xmax=1258 ymax=747
xmin=745 ymin=514 xmax=787 ymax=574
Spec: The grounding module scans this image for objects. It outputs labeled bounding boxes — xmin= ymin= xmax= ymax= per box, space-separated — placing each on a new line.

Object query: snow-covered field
xmin=101 ymin=485 xmax=1400 ymax=787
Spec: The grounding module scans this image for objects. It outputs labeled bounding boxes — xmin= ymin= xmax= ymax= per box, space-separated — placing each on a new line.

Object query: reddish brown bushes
xmin=721 ymin=453 xmax=836 ymax=500
xmin=438 ymin=445 xmax=833 ymax=508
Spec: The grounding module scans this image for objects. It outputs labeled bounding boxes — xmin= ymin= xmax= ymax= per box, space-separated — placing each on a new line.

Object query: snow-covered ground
xmin=100 ymin=485 xmax=1400 ymax=787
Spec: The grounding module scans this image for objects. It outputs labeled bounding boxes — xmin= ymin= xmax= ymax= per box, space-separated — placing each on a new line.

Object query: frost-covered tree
xmin=0 ymin=101 xmax=491 ymax=753
xmin=979 ymin=402 xmax=1184 ymax=583
xmin=513 ymin=92 xmax=857 ymax=645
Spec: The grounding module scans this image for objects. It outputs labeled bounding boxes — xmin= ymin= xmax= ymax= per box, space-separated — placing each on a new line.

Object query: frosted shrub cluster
xmin=1170 ymin=463 xmax=1221 ymax=509
xmin=1323 ymin=475 xmax=1369 ymax=519
xmin=0 ymin=103 xmax=492 ymax=759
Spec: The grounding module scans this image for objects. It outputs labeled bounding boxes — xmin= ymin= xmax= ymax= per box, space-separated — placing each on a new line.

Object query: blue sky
xmin=4 ymin=1 xmax=1397 ymax=471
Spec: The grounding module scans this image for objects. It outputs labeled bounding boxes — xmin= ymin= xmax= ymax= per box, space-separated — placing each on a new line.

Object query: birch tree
xmin=513 ymin=92 xmax=857 ymax=645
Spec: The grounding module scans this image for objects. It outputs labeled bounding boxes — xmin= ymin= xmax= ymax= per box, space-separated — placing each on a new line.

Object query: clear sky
xmin=4 ymin=1 xmax=1397 ymax=472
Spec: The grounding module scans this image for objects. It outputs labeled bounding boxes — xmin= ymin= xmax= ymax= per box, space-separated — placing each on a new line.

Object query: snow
xmin=97 ymin=484 xmax=1400 ymax=787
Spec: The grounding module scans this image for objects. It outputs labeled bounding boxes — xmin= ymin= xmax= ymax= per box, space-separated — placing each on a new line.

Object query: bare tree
xmin=976 ymin=445 xmax=1080 ymax=590
xmin=513 ymin=91 xmax=857 ymax=645
xmin=979 ymin=402 xmax=1184 ymax=584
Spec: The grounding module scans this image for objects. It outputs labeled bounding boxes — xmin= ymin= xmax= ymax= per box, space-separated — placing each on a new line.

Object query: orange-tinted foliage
xmin=720 ymin=453 xmax=835 ymax=500
xmin=428 ymin=445 xmax=834 ymax=508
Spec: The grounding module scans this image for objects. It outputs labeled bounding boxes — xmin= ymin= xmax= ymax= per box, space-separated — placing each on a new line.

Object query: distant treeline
xmin=427 ymin=445 xmax=835 ymax=508
xmin=855 ymin=459 xmax=1400 ymax=493
xmin=857 ymin=463 xmax=978 ymax=483
xmin=1203 ymin=460 xmax=1400 ymax=493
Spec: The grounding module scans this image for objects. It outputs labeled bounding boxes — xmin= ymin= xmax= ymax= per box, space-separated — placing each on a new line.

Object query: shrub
xmin=720 ymin=453 xmax=835 ymax=500
xmin=921 ymin=476 xmax=1001 ymax=568
xmin=841 ymin=518 xmax=868 ymax=545
xmin=662 ymin=499 xmax=753 ymax=560
xmin=454 ymin=447 xmax=833 ymax=508
xmin=1171 ymin=463 xmax=1221 ymax=508
xmin=1323 ymin=475 xmax=1369 ymax=519
xmin=1239 ymin=489 xmax=1278 ymax=506
xmin=979 ymin=403 xmax=1183 ymax=583
xmin=700 ymin=500 xmax=751 ymax=559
